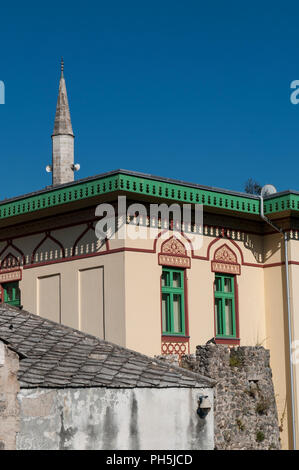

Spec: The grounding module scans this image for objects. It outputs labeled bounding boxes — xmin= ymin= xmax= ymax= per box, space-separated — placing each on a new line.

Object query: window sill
xmin=215 ymin=337 xmax=240 ymax=346
xmin=162 ymin=335 xmax=189 ymax=341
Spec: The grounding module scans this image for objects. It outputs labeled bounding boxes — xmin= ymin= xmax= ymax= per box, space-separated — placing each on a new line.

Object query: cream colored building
xmin=0 ymin=63 xmax=298 ymax=449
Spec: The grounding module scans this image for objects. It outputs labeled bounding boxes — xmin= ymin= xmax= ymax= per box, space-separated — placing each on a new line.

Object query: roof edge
xmin=0 ymin=305 xmax=215 ymax=388
xmin=0 ymin=335 xmax=27 ymax=360
xmin=0 ymin=168 xmax=260 ymax=207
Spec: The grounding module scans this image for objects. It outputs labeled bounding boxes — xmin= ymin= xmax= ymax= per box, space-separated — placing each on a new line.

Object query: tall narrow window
xmin=2 ymin=281 xmax=21 ymax=307
xmin=214 ymin=274 xmax=236 ymax=338
xmin=161 ymin=268 xmax=185 ymax=335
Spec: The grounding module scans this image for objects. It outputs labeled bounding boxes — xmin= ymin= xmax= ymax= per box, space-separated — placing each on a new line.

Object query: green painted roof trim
xmin=119 ymin=173 xmax=260 ymax=214
xmin=0 ymin=172 xmax=261 ymax=221
xmin=0 ymin=170 xmax=296 ymax=222
xmin=263 ymin=193 xmax=299 ymax=215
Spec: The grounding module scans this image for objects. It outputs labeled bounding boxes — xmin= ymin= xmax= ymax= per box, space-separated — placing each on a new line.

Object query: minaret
xmin=48 ymin=59 xmax=79 ymax=185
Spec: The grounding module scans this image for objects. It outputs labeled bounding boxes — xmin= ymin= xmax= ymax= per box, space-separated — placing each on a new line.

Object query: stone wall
xmin=181 ymin=345 xmax=281 ymax=450
xmin=0 ymin=341 xmax=20 ymax=450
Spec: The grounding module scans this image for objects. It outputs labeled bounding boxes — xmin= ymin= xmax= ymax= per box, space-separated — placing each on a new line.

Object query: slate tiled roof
xmin=0 ymin=305 xmax=214 ymax=389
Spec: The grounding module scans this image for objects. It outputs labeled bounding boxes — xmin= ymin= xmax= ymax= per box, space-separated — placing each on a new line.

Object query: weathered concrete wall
xmin=182 ymin=345 xmax=281 ymax=450
xmin=0 ymin=341 xmax=20 ymax=450
xmin=17 ymin=387 xmax=214 ymax=450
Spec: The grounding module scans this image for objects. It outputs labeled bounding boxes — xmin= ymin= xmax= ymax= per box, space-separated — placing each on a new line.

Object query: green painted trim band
xmin=263 ymin=193 xmax=299 ymax=215
xmin=0 ymin=171 xmax=297 ymax=221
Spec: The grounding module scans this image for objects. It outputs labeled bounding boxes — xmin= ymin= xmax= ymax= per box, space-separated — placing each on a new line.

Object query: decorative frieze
xmin=211 ymin=261 xmax=241 ymax=275
xmin=211 ymin=244 xmax=241 ymax=275
xmin=161 ymin=337 xmax=189 ymax=361
xmin=158 ymin=236 xmax=191 ymax=268
xmin=159 ymin=254 xmax=191 ymax=268
xmin=0 ymin=268 xmax=22 ymax=283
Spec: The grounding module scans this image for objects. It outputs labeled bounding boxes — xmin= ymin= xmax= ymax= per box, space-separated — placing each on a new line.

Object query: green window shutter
xmin=2 ymin=281 xmax=21 ymax=307
xmin=161 ymin=267 xmax=185 ymax=335
xmin=214 ymin=274 xmax=236 ymax=338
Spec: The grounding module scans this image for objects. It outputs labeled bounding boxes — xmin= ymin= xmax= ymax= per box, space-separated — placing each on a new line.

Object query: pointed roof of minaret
xmin=52 ymin=58 xmax=74 ymax=136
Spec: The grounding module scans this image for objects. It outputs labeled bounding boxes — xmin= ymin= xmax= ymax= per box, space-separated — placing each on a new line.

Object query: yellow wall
xmin=5 ymin=220 xmax=299 ymax=449
xmin=122 ymin=231 xmax=266 ymax=355
xmin=20 ymin=251 xmax=126 ymax=348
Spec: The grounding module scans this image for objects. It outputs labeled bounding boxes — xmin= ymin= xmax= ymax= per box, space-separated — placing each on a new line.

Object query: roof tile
xmin=0 ymin=305 xmax=214 ymax=389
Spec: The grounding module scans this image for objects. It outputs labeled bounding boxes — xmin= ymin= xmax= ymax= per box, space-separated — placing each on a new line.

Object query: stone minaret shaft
xmin=52 ymin=59 xmax=75 ymax=186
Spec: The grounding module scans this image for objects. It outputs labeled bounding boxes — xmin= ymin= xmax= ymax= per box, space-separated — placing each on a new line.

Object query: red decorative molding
xmin=31 ymin=232 xmax=65 ymax=264
xmin=0 ymin=241 xmax=25 ymax=266
xmin=72 ymin=222 xmax=94 ymax=254
xmin=23 ymin=241 xmax=109 ymax=269
xmin=158 ymin=236 xmax=191 ymax=268
xmin=0 ymin=223 xmax=271 ymax=271
xmin=161 ymin=336 xmax=190 ymax=359
xmin=161 ymin=236 xmax=187 ymax=255
xmin=214 ymin=244 xmax=237 ymax=263
xmin=0 ymin=267 xmax=22 ymax=283
xmin=159 ymin=254 xmax=191 ymax=268
xmin=20 ymin=239 xmax=293 ymax=271
xmin=211 ymin=261 xmax=241 ymax=275
xmin=215 ymin=338 xmax=240 ymax=346
xmin=205 ymin=238 xmax=244 ymax=263
xmin=1 ymin=252 xmax=20 ymax=269
xmin=211 ymin=243 xmax=241 ymax=275
xmin=0 ymin=208 xmax=295 ymax=271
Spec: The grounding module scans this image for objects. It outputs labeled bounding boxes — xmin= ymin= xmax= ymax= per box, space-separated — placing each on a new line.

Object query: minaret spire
xmin=48 ymin=59 xmax=79 ymax=186
xmin=53 ymin=59 xmax=74 ymax=138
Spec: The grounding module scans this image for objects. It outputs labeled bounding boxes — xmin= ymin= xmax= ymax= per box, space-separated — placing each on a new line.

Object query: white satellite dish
xmin=261 ymin=184 xmax=277 ymax=197
xmin=71 ymin=163 xmax=80 ymax=172
xmin=45 ymin=165 xmax=52 ymax=173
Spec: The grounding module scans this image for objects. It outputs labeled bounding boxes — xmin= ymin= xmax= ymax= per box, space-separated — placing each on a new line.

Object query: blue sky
xmin=1 ymin=1 xmax=299 ymax=198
